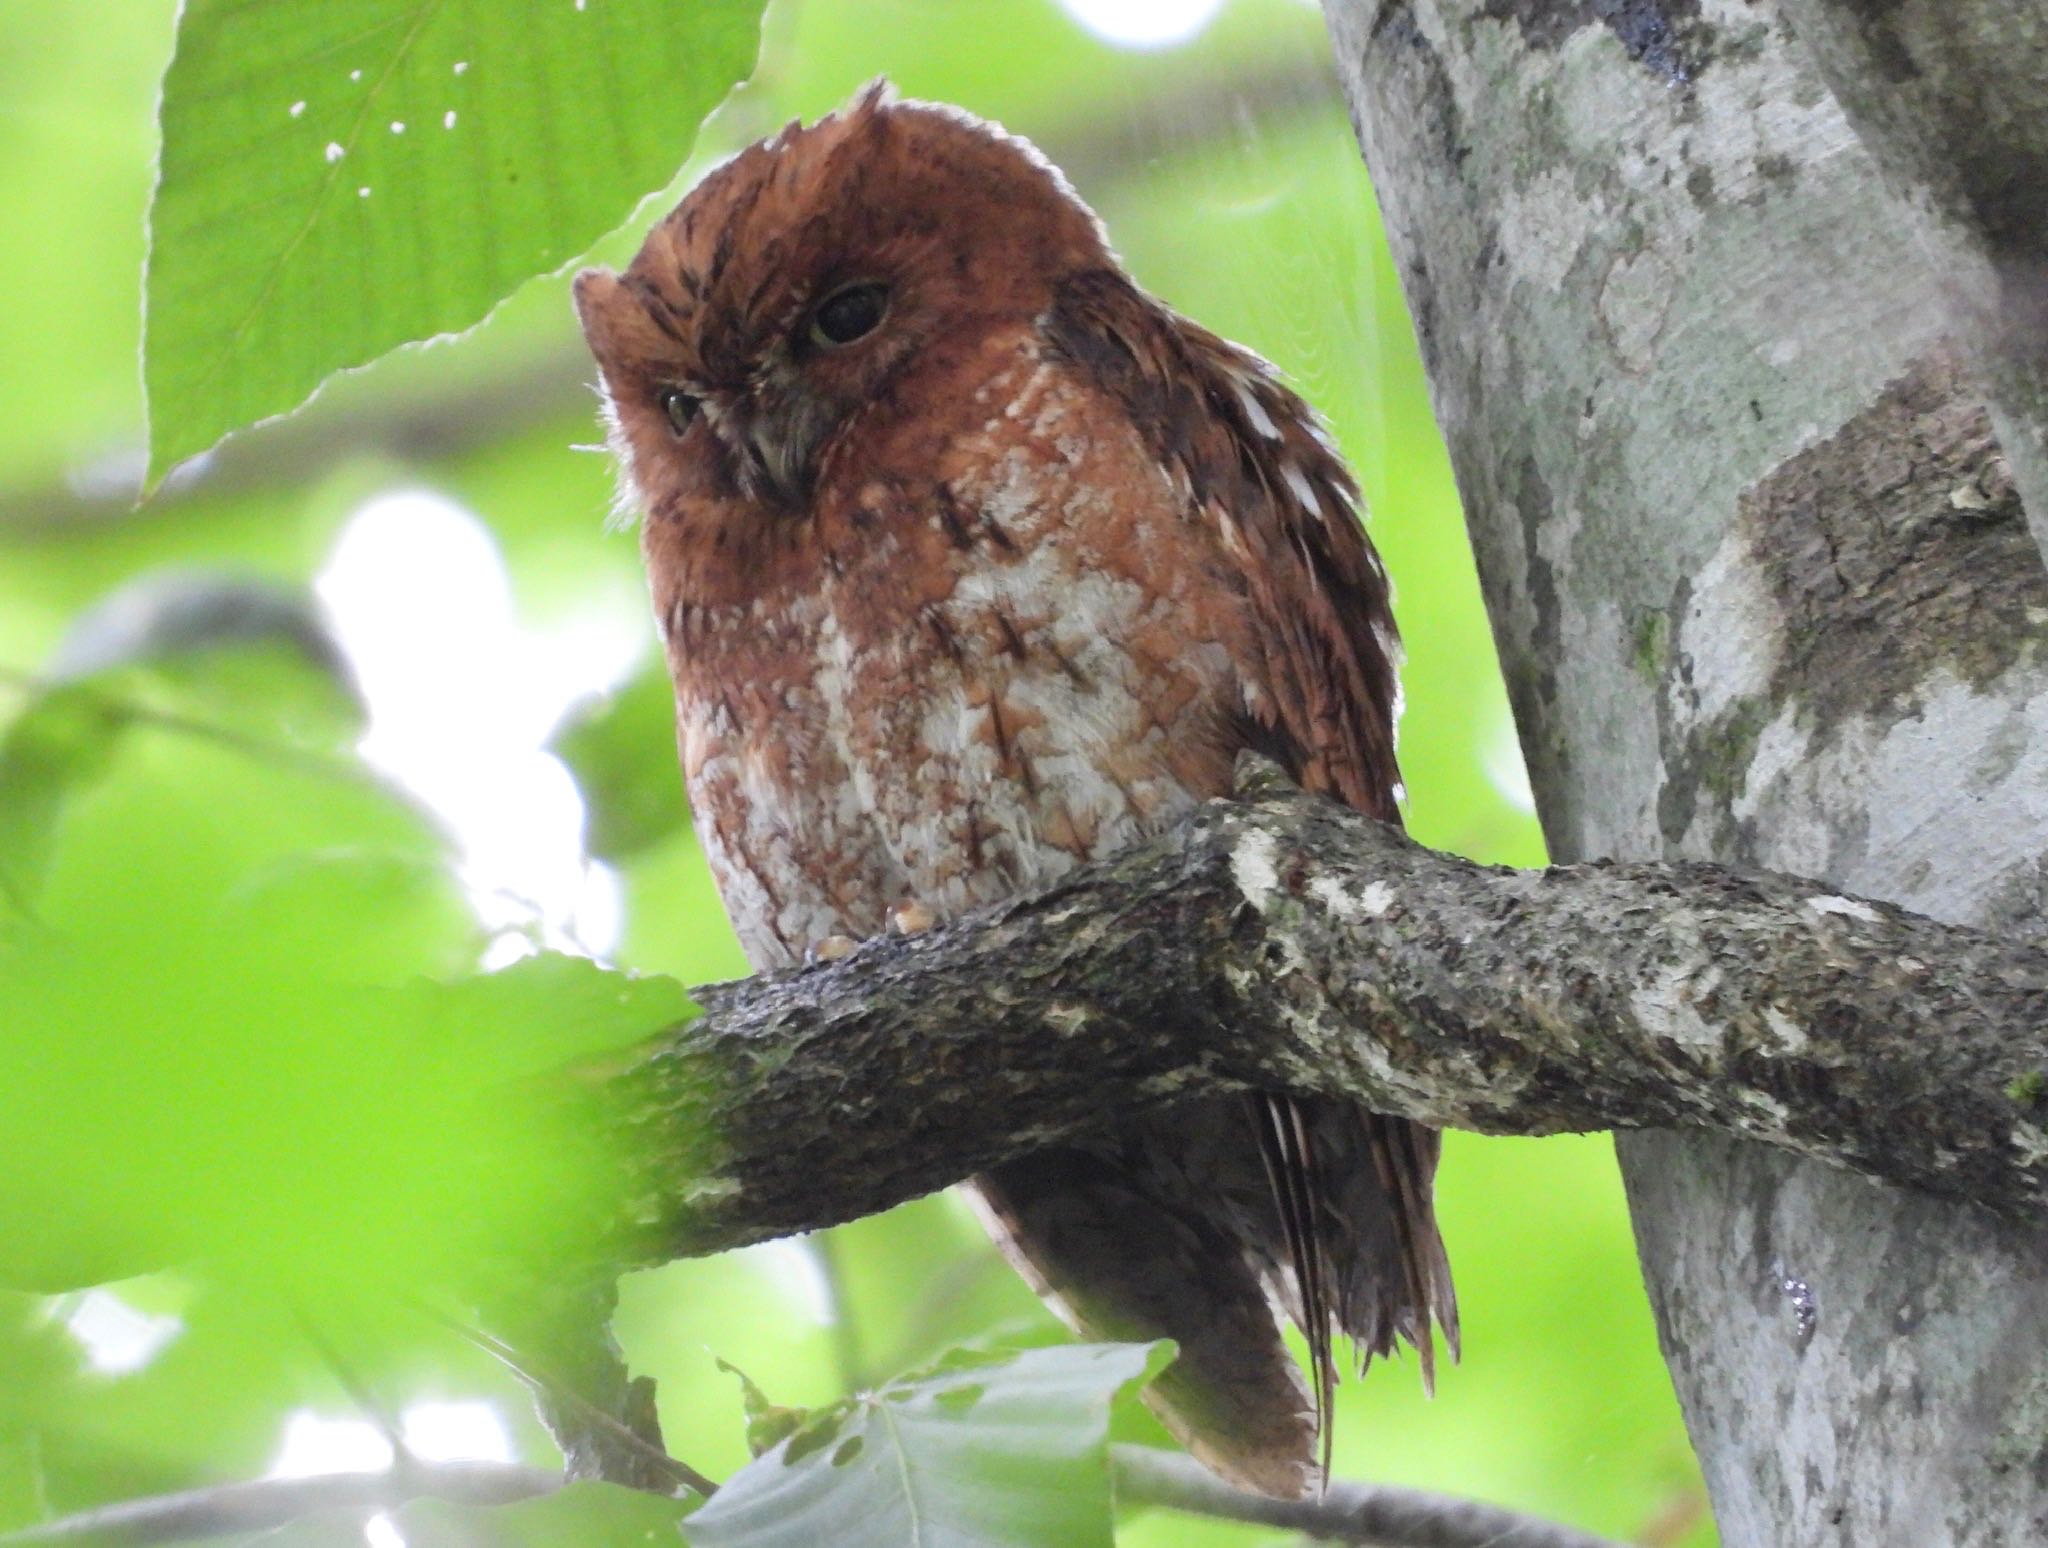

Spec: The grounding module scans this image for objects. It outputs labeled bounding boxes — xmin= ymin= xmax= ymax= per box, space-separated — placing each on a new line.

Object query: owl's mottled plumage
xmin=575 ymin=84 xmax=1456 ymax=1497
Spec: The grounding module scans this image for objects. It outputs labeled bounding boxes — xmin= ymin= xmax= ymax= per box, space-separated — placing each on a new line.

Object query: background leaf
xmin=551 ymin=661 xmax=688 ymax=864
xmin=144 ymin=0 xmax=766 ymax=484
xmin=685 ymin=1341 xmax=1174 ymax=1548
xmin=0 ymin=571 xmax=360 ymax=910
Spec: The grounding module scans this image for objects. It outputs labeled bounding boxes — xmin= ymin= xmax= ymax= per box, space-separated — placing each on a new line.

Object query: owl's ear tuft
xmin=850 ymin=76 xmax=897 ymax=115
xmin=572 ymin=266 xmax=623 ymax=352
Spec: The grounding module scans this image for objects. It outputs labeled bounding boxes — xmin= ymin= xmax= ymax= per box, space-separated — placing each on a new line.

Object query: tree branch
xmin=0 ymin=1462 xmax=561 ymax=1544
xmin=576 ymin=757 xmax=2048 ymax=1273
xmin=0 ymin=1451 xmax=1621 ymax=1548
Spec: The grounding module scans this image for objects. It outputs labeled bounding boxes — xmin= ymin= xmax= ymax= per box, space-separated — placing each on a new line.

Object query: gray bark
xmin=1774 ymin=0 xmax=2048 ymax=552
xmin=573 ymin=767 xmax=2048 ymax=1264
xmin=1318 ymin=1 xmax=2048 ymax=1543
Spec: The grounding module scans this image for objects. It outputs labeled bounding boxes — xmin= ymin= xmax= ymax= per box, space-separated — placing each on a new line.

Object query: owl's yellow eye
xmin=657 ymin=388 xmax=698 ymax=434
xmin=809 ymin=283 xmax=889 ymax=347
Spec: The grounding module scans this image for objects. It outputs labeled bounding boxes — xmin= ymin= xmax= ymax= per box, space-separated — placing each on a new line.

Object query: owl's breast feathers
xmin=652 ymin=308 xmax=1265 ymax=963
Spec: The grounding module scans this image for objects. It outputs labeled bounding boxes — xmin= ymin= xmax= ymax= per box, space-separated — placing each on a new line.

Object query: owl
xmin=575 ymin=83 xmax=1456 ymax=1497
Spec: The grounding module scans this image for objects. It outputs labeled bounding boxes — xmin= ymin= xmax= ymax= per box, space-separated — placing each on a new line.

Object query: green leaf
xmin=145 ymin=0 xmax=767 ymax=485
xmin=551 ymin=660 xmax=688 ymax=863
xmin=715 ymin=1357 xmax=808 ymax=1458
xmin=0 ymin=681 xmax=123 ymax=915
xmin=0 ymin=920 xmax=683 ymax=1292
xmin=400 ymin=948 xmax=693 ymax=1079
xmin=685 ymin=1341 xmax=1176 ymax=1548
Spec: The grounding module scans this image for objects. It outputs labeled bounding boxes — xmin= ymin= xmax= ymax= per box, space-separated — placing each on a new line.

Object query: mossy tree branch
xmin=571 ymin=757 xmax=2048 ymax=1276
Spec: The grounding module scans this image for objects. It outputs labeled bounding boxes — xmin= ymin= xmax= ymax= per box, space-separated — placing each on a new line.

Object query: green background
xmin=0 ymin=1 xmax=1710 ymax=1542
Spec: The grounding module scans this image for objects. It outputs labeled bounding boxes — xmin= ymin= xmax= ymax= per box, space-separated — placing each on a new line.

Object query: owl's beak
xmin=722 ymin=375 xmax=833 ymax=513
xmin=742 ymin=416 xmax=807 ymax=510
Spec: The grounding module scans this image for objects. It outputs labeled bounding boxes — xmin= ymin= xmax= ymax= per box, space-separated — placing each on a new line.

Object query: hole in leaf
xmin=933 ymin=1383 xmax=986 ymax=1413
xmin=782 ymin=1410 xmax=845 ymax=1465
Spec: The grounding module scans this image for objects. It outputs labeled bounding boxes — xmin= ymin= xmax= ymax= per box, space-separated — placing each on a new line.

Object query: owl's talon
xmin=806 ymin=934 xmax=858 ymax=964
xmin=889 ymin=899 xmax=937 ymax=935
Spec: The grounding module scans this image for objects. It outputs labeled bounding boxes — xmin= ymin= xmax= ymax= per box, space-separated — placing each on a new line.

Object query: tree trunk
xmin=1318 ymin=2 xmax=2048 ymax=1543
xmin=1771 ymin=0 xmax=2048 ymax=551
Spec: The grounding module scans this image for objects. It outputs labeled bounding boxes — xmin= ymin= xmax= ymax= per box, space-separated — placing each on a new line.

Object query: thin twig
xmin=0 ymin=1462 xmax=561 ymax=1545
xmin=292 ymin=1308 xmax=417 ymax=1470
xmin=0 ymin=1449 xmax=1620 ymax=1548
xmin=0 ymin=664 xmax=375 ymax=789
xmin=1111 ymin=1445 xmax=1625 ymax=1548
xmin=410 ymin=1302 xmax=717 ymax=1500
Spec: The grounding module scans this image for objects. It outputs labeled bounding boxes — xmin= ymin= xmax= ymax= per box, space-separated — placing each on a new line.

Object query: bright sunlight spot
xmin=401 ymin=1399 xmax=515 ymax=1463
xmin=315 ymin=489 xmax=641 ymax=961
xmin=751 ymin=1240 xmax=837 ymax=1325
xmin=268 ymin=1411 xmax=394 ymax=1478
xmin=363 ymin=1514 xmax=406 ymax=1548
xmin=61 ymin=1289 xmax=183 ymax=1375
xmin=1055 ymin=0 xmax=1225 ymax=50
xmin=267 ymin=1399 xmax=513 ymax=1480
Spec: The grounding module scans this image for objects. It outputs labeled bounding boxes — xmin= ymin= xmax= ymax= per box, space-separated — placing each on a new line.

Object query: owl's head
xmin=575 ymin=82 xmax=1111 ymax=517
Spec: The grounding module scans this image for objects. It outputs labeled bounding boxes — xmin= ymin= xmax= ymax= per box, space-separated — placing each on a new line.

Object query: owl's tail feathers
xmin=967 ymin=1150 xmax=1318 ymax=1500
xmin=1321 ymin=1108 xmax=1460 ymax=1389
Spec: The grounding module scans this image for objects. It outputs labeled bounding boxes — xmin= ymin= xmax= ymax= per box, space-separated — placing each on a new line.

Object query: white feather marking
xmin=1232 ymin=378 xmax=1282 ymax=441
xmin=1280 ymin=461 xmax=1323 ymax=522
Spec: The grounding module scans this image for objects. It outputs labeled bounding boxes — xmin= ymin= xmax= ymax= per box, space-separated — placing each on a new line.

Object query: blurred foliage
xmin=0 ymin=0 xmax=1710 ymax=1545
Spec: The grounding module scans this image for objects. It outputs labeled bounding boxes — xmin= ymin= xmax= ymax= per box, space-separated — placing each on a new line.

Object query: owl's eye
xmin=657 ymin=388 xmax=698 ymax=434
xmin=809 ymin=282 xmax=889 ymax=347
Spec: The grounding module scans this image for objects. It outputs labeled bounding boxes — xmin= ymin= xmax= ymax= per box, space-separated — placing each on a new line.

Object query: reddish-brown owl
xmin=575 ymin=83 xmax=1456 ymax=1497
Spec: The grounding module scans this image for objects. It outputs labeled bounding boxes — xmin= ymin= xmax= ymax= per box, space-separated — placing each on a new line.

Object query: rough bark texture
xmin=575 ymin=769 xmax=2048 ymax=1268
xmin=1317 ymin=1 xmax=2048 ymax=1542
xmin=1774 ymin=0 xmax=2048 ymax=551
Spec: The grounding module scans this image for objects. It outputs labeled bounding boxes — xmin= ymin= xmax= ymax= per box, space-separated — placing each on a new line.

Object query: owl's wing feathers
xmin=1043 ymin=268 xmax=1459 ymax=1460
